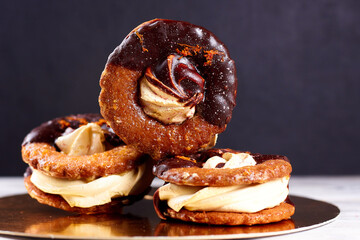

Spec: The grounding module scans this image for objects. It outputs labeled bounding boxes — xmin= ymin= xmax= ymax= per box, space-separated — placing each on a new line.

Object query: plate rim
xmin=0 ymin=194 xmax=340 ymax=240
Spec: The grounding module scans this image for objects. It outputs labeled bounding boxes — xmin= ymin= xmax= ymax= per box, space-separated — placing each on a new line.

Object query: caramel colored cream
xmin=159 ymin=177 xmax=289 ymax=213
xmin=159 ymin=153 xmax=289 ymax=213
xmin=55 ymin=123 xmax=105 ymax=156
xmin=30 ymin=122 xmax=144 ymax=208
xmin=140 ymin=76 xmax=196 ymax=124
xmin=31 ymin=165 xmax=145 ymax=208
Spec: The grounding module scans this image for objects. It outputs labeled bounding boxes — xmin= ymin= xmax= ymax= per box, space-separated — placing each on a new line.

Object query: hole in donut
xmin=139 ymin=54 xmax=205 ymax=125
xmin=55 ymin=122 xmax=125 ymax=155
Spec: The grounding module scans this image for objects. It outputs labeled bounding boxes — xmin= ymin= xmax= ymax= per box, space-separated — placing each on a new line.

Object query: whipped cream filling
xmin=159 ymin=152 xmax=288 ymax=213
xmin=31 ymin=122 xmax=147 ymax=208
xmin=30 ymin=165 xmax=145 ymax=208
xmin=55 ymin=123 xmax=105 ymax=156
xmin=139 ymin=76 xmax=195 ymax=124
xmin=159 ymin=177 xmax=289 ymax=213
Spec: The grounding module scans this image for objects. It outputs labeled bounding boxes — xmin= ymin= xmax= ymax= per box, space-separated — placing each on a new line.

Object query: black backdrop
xmin=1 ymin=0 xmax=359 ymax=175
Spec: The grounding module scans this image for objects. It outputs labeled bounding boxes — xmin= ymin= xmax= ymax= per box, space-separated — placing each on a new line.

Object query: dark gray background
xmin=1 ymin=0 xmax=359 ymax=176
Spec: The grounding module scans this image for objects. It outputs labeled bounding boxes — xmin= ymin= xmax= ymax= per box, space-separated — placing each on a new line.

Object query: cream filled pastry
xmin=138 ymin=54 xmax=206 ymax=125
xmin=22 ymin=114 xmax=154 ymax=214
xmin=99 ymin=19 xmax=237 ymax=160
xmin=139 ymin=73 xmax=197 ymax=124
xmin=153 ymin=148 xmax=295 ymax=225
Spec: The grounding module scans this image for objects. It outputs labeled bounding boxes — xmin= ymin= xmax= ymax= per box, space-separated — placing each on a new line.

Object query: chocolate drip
xmin=108 ymin=19 xmax=237 ymax=126
xmin=22 ymin=114 xmax=123 ymax=147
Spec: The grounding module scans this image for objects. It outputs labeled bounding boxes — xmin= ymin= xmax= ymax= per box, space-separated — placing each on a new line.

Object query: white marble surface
xmin=0 ymin=176 xmax=359 ymax=240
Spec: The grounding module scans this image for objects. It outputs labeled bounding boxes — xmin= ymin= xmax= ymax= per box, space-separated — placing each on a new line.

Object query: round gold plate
xmin=0 ymin=193 xmax=339 ymax=239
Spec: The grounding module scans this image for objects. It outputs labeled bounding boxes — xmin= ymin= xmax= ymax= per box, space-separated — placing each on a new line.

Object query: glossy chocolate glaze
xmin=145 ymin=54 xmax=205 ymax=106
xmin=153 ymin=148 xmax=290 ymax=177
xmin=153 ymin=157 xmax=201 ymax=178
xmin=251 ymin=153 xmax=290 ymax=164
xmin=108 ymin=19 xmax=237 ymax=126
xmin=22 ymin=114 xmax=123 ymax=147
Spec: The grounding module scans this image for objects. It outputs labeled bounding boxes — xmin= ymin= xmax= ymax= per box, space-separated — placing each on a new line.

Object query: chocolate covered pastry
xmin=22 ymin=114 xmax=154 ymax=214
xmin=153 ymin=149 xmax=294 ymax=225
xmin=99 ymin=19 xmax=237 ymax=159
xmin=20 ymin=18 xmax=295 ymax=228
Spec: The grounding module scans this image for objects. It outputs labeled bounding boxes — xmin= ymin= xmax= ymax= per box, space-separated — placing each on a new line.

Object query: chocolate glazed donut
xmin=99 ymin=19 xmax=237 ymax=159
